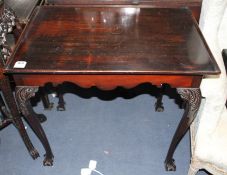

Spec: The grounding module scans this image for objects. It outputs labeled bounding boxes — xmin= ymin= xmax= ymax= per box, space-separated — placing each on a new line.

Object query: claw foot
xmin=44 ymin=102 xmax=54 ymax=110
xmin=37 ymin=114 xmax=47 ymax=123
xmin=155 ymin=104 xmax=164 ymax=112
xmin=30 ymin=148 xmax=40 ymax=160
xmin=165 ymin=159 xmax=176 ymax=171
xmin=155 ymin=103 xmax=164 ymax=112
xmin=57 ymin=104 xmax=65 ymax=111
xmin=43 ymin=154 xmax=54 ymax=166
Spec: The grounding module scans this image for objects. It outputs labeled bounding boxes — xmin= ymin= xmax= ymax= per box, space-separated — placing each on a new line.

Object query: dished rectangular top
xmin=6 ymin=6 xmax=220 ymax=75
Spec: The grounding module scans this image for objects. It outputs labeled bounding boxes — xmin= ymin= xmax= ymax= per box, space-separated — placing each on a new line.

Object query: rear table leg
xmin=40 ymin=87 xmax=54 ymax=111
xmin=155 ymin=84 xmax=165 ymax=112
xmin=57 ymin=84 xmax=65 ymax=111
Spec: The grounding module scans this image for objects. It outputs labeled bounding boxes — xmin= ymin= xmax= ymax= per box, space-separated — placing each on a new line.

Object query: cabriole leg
xmin=165 ymin=88 xmax=201 ymax=171
xmin=15 ymin=86 xmax=54 ymax=166
xmin=0 ymin=78 xmax=39 ymax=159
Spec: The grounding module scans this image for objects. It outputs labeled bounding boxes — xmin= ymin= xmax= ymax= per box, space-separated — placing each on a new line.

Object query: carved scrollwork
xmin=177 ymin=88 xmax=201 ymax=118
xmin=164 ymin=88 xmax=201 ymax=171
xmin=15 ymin=86 xmax=39 ymax=116
xmin=0 ymin=5 xmax=16 ymax=64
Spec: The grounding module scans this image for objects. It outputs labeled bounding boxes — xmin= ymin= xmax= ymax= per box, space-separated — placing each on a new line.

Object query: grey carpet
xmin=0 ymin=93 xmax=209 ymax=175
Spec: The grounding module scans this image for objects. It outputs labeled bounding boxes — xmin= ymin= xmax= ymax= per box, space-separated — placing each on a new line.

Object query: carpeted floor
xmin=0 ymin=88 xmax=209 ymax=175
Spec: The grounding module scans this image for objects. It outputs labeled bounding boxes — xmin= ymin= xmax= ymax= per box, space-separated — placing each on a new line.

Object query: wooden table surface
xmin=6 ymin=6 xmax=220 ymax=75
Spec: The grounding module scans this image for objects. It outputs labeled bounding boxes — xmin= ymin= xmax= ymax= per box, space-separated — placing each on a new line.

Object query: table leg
xmin=164 ymin=88 xmax=201 ymax=171
xmin=0 ymin=78 xmax=39 ymax=159
xmin=15 ymin=86 xmax=54 ymax=166
xmin=57 ymin=84 xmax=65 ymax=111
xmin=40 ymin=87 xmax=54 ymax=111
xmin=155 ymin=84 xmax=165 ymax=112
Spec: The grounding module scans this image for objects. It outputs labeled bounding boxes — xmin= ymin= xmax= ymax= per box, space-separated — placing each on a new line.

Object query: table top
xmin=5 ymin=6 xmax=220 ymax=75
xmin=45 ymin=0 xmax=201 ymax=6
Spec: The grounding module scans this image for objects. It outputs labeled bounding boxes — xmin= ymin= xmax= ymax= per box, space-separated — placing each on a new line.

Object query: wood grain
xmin=5 ymin=7 xmax=220 ymax=75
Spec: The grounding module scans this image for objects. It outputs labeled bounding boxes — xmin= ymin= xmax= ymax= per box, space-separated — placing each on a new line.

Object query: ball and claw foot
xmin=57 ymin=104 xmax=65 ymax=111
xmin=43 ymin=154 xmax=54 ymax=166
xmin=36 ymin=114 xmax=47 ymax=123
xmin=155 ymin=102 xmax=164 ymax=112
xmin=30 ymin=148 xmax=40 ymax=160
xmin=44 ymin=102 xmax=54 ymax=110
xmin=165 ymin=159 xmax=176 ymax=171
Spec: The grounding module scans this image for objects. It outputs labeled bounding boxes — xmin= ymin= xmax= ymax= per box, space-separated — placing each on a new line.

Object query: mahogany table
xmin=4 ymin=6 xmax=220 ymax=170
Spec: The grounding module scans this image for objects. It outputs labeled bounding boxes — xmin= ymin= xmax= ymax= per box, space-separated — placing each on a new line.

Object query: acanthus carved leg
xmin=16 ymin=86 xmax=54 ymax=166
xmin=0 ymin=78 xmax=39 ymax=159
xmin=164 ymin=88 xmax=201 ymax=171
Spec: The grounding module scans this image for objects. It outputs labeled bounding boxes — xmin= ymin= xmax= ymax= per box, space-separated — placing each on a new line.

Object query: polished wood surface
xmin=6 ymin=6 xmax=219 ymax=75
xmin=45 ymin=0 xmax=201 ymax=6
xmin=45 ymin=0 xmax=202 ymax=21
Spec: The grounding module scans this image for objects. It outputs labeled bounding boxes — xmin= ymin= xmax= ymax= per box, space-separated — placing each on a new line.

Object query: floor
xmin=0 ymin=86 xmax=209 ymax=175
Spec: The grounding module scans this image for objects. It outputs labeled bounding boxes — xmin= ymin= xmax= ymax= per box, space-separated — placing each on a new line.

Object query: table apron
xmin=13 ymin=74 xmax=202 ymax=90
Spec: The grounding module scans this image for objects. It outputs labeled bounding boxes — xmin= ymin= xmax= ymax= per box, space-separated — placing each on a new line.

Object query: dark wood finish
xmin=15 ymin=86 xmax=54 ymax=166
xmin=5 ymin=0 xmax=53 ymax=110
xmin=4 ymin=6 xmax=220 ymax=169
xmin=13 ymin=75 xmax=203 ymax=89
xmin=45 ymin=0 xmax=202 ymax=21
xmin=0 ymin=77 xmax=40 ymax=159
xmin=6 ymin=7 xmax=219 ymax=75
xmin=165 ymin=88 xmax=201 ymax=171
xmin=40 ymin=87 xmax=54 ymax=110
xmin=56 ymin=84 xmax=66 ymax=111
xmin=0 ymin=2 xmax=40 ymax=159
xmin=155 ymin=84 xmax=165 ymax=112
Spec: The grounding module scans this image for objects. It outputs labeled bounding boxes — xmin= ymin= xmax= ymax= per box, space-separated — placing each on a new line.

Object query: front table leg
xmin=165 ymin=88 xmax=201 ymax=171
xmin=0 ymin=78 xmax=39 ymax=159
xmin=15 ymin=86 xmax=54 ymax=166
